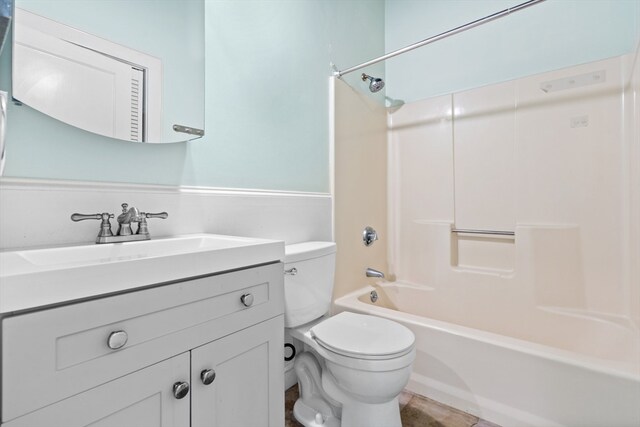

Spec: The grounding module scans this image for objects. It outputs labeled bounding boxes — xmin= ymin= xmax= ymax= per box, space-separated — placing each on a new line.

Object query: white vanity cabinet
xmin=1 ymin=262 xmax=284 ymax=427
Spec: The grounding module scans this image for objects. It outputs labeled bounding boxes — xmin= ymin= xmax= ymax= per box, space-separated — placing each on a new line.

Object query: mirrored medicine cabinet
xmin=11 ymin=0 xmax=205 ymax=144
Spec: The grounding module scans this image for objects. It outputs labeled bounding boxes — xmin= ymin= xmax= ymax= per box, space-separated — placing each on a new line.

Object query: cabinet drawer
xmin=1 ymin=262 xmax=283 ymax=422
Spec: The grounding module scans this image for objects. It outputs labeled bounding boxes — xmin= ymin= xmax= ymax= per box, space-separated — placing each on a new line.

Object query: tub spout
xmin=365 ymin=268 xmax=385 ymax=278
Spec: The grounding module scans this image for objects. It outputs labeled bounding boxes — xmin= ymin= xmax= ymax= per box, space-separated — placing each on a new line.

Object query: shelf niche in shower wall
xmin=450 ymin=232 xmax=515 ymax=273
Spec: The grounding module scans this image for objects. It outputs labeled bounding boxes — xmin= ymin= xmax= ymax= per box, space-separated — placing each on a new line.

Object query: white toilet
xmin=284 ymin=242 xmax=415 ymax=427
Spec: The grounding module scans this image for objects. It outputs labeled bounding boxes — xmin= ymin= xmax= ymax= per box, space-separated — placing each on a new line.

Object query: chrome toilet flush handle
xmin=284 ymin=267 xmax=298 ymax=276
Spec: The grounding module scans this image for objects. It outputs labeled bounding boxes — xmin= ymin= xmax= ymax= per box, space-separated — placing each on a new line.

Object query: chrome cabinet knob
xmin=173 ymin=381 xmax=190 ymax=399
xmin=240 ymin=293 xmax=254 ymax=307
xmin=107 ymin=330 xmax=128 ymax=350
xmin=200 ymin=369 xmax=216 ymax=385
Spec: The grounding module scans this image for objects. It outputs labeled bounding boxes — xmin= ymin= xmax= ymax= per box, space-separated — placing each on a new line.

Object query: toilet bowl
xmin=284 ymin=242 xmax=415 ymax=427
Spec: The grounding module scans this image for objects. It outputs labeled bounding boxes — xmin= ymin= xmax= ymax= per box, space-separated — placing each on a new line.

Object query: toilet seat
xmin=310 ymin=312 xmax=415 ymax=360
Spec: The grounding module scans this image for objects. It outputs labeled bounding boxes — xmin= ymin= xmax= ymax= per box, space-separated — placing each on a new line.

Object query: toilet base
xmin=322 ymin=369 xmax=403 ymax=427
xmin=294 ymin=350 xmax=405 ymax=427
xmin=293 ymin=351 xmax=342 ymax=427
xmin=293 ymin=399 xmax=341 ymax=427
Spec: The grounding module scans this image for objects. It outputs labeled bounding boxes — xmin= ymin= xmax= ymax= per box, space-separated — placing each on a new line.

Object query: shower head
xmin=361 ymin=73 xmax=385 ymax=93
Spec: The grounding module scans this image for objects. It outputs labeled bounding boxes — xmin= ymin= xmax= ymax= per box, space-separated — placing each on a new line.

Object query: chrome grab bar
xmin=451 ymin=228 xmax=515 ymax=236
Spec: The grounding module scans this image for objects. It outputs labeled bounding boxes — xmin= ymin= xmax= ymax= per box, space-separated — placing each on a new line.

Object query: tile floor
xmin=285 ymin=385 xmax=501 ymax=427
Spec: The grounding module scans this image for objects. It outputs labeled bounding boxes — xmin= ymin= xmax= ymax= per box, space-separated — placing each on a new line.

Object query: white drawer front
xmin=1 ymin=262 xmax=283 ymax=422
xmin=55 ymin=281 xmax=270 ymax=370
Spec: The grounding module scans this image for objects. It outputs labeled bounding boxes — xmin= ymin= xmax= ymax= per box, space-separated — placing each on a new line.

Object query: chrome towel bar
xmin=451 ymin=228 xmax=515 ymax=236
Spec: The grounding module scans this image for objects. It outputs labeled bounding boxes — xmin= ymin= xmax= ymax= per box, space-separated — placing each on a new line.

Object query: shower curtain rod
xmin=335 ymin=0 xmax=546 ymax=77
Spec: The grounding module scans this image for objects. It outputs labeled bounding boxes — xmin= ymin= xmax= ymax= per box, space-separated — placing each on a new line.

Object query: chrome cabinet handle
xmin=200 ymin=369 xmax=216 ymax=385
xmin=240 ymin=293 xmax=254 ymax=307
xmin=107 ymin=330 xmax=128 ymax=350
xmin=173 ymin=381 xmax=190 ymax=399
xmin=284 ymin=267 xmax=298 ymax=275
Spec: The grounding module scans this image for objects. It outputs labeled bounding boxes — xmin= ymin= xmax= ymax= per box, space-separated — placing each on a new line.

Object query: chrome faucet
xmin=116 ymin=203 xmax=140 ymax=236
xmin=71 ymin=202 xmax=168 ymax=244
xmin=365 ymin=267 xmax=385 ymax=278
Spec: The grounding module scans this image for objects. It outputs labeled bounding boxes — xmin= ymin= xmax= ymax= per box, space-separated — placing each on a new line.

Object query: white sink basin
xmin=11 ymin=235 xmax=270 ymax=268
xmin=0 ymin=234 xmax=284 ymax=314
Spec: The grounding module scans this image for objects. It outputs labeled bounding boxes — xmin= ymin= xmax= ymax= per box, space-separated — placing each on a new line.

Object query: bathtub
xmin=333 ymin=281 xmax=640 ymax=427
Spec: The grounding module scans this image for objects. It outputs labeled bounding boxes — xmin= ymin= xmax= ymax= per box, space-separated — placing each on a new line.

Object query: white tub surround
xmin=331 ymin=78 xmax=389 ymax=299
xmin=364 ymin=52 xmax=640 ymax=427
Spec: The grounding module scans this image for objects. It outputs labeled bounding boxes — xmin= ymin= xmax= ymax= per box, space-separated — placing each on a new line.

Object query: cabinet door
xmin=2 ymin=353 xmax=190 ymax=427
xmin=191 ymin=316 xmax=284 ymax=427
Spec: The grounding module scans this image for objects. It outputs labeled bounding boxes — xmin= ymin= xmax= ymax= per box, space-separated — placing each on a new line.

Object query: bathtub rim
xmin=333 ymin=282 xmax=640 ymax=383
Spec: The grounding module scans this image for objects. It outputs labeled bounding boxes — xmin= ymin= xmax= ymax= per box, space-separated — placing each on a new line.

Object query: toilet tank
xmin=284 ymin=242 xmax=337 ymax=328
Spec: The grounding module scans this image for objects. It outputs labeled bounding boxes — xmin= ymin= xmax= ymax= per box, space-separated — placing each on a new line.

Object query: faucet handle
xmin=144 ymin=212 xmax=168 ymax=219
xmin=71 ymin=212 xmax=114 ymax=240
xmin=136 ymin=212 xmax=168 ymax=237
xmin=71 ymin=212 xmax=114 ymax=222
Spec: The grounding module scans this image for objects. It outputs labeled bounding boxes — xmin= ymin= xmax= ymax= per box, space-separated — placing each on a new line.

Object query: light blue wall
xmin=0 ymin=0 xmax=385 ymax=192
xmin=385 ymin=0 xmax=640 ymax=103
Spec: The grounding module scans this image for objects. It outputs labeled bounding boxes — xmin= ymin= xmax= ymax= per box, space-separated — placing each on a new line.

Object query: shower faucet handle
xmin=363 ymin=226 xmax=378 ymax=246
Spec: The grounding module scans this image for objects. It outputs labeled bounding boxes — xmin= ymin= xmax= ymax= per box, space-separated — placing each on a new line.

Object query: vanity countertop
xmin=0 ymin=233 xmax=284 ymax=314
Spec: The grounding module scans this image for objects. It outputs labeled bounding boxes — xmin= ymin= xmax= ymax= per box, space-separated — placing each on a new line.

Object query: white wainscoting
xmin=0 ymin=178 xmax=332 ymax=250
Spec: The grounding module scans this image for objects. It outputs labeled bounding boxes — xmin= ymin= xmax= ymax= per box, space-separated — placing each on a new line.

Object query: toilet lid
xmin=310 ymin=312 xmax=414 ymax=359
